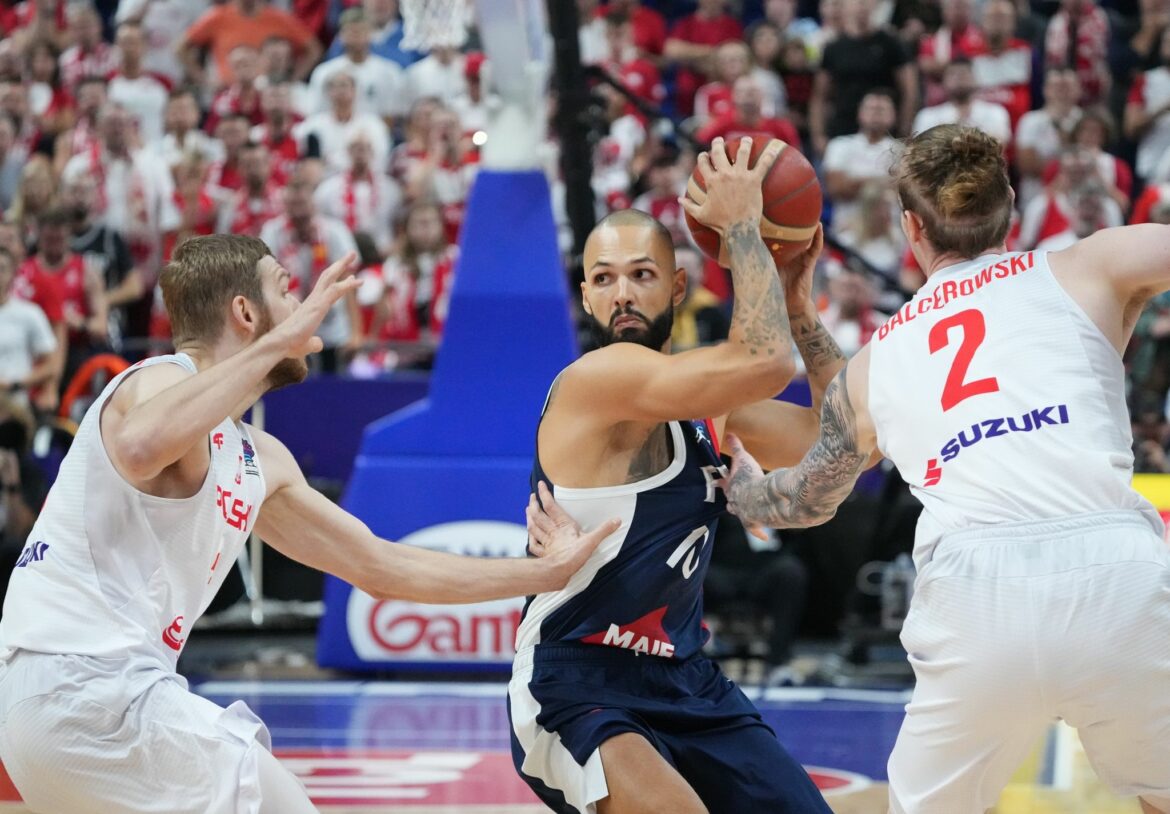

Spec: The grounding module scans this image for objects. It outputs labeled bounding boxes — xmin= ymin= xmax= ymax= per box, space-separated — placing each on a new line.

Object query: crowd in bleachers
xmin=0 ymin=0 xmax=1168 ymax=469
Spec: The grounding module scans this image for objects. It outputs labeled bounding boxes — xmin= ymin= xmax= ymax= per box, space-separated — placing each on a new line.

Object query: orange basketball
xmin=684 ymin=136 xmax=822 ymax=268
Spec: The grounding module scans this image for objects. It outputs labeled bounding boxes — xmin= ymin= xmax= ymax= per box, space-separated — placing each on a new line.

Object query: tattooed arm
xmin=726 ymin=350 xmax=878 ymax=529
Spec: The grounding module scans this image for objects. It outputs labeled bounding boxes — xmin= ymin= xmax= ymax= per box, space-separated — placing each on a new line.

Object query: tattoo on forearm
xmin=729 ymin=369 xmax=867 ymax=528
xmin=790 ymin=312 xmax=846 ymax=383
xmin=724 ymin=222 xmax=790 ymax=357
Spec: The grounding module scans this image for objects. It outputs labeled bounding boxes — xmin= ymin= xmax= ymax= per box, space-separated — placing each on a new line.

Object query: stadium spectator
xmin=744 ymin=21 xmax=788 ymax=119
xmin=171 ymin=154 xmax=220 ymax=248
xmin=669 ymin=244 xmax=729 ymax=351
xmin=834 ymin=182 xmax=906 ymax=281
xmin=0 ymin=116 xmax=26 ymax=212
xmin=206 ymin=114 xmax=251 ymax=203
xmin=252 ymin=82 xmax=302 ymax=185
xmin=1124 ymin=27 xmax=1170 ymax=182
xmin=823 ymin=89 xmax=900 ymax=231
xmin=0 ymin=249 xmax=57 ymax=412
xmin=7 ymin=156 xmax=57 ymax=247
xmin=153 ymin=88 xmax=222 ymax=170
xmin=596 ymin=0 xmax=667 ymax=59
xmin=578 ymin=0 xmax=607 ymax=65
xmin=400 ymin=104 xmax=472 ymax=240
xmin=1132 ymin=405 xmax=1170 ymax=474
xmin=818 ymin=252 xmax=891 ymax=357
xmin=217 ymin=141 xmax=284 ymax=237
xmin=375 ymin=201 xmax=457 ymax=351
xmin=778 ymin=36 xmax=816 ymax=140
xmin=449 ymin=52 xmax=491 ymax=135
xmin=23 ymin=208 xmax=107 ymax=386
xmin=4 ymin=219 xmax=64 ymax=373
xmin=763 ymin=0 xmax=824 ymax=53
xmin=1016 ymin=67 xmax=1083 ymax=208
xmin=107 ymin=22 xmax=171 ymax=146
xmin=631 ymin=155 xmax=687 ymax=246
xmin=257 ymin=35 xmax=315 ymax=115
xmin=314 ymin=130 xmax=403 ymax=254
xmin=58 ymin=4 xmax=117 ymax=94
xmin=25 ymin=40 xmax=71 ymax=137
xmin=1018 ymin=146 xmax=1124 ymax=248
xmin=918 ymin=0 xmax=986 ymax=108
xmin=61 ymin=173 xmax=140 ymax=354
xmin=664 ymin=0 xmax=744 ymax=117
xmin=205 ymin=45 xmax=265 ymax=134
xmin=64 ymin=103 xmax=179 ymax=292
xmin=0 ymin=80 xmax=38 ymax=156
xmin=694 ymin=41 xmax=757 ymax=124
xmin=259 ymin=169 xmax=362 ymax=372
xmin=52 ymin=75 xmax=105 ymax=175
xmin=309 ymin=8 xmax=408 ymax=121
xmin=1069 ymin=107 xmax=1131 ymax=212
xmin=695 ymin=75 xmax=802 ymax=151
xmin=405 ymin=44 xmax=467 ymax=105
xmin=1044 ymin=0 xmax=1111 ymax=106
xmin=972 ymin=0 xmax=1033 ymax=128
xmin=912 ymin=58 xmax=1012 ymax=143
xmin=179 ymin=0 xmax=321 ymax=88
xmin=113 ymin=0 xmax=211 ymax=84
xmin=325 ymin=0 xmax=420 ymax=68
xmin=1035 ymin=180 xmax=1111 ymax=250
xmin=600 ymin=9 xmax=666 ymax=111
xmin=810 ymin=0 xmax=917 ymax=155
xmin=295 ymin=71 xmax=390 ymax=176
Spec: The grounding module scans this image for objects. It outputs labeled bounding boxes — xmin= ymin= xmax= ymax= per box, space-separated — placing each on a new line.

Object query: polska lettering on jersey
xmin=879 ymin=252 xmax=1036 ymax=341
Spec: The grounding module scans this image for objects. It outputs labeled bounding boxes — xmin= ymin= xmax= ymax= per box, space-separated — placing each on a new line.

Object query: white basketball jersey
xmin=0 ymin=354 xmax=265 ymax=678
xmin=868 ymin=250 xmax=1163 ymax=566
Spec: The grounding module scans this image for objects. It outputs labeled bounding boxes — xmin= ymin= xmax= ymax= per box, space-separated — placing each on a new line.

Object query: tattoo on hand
xmin=728 ymin=369 xmax=867 ymax=528
xmin=724 ymin=222 xmax=790 ymax=358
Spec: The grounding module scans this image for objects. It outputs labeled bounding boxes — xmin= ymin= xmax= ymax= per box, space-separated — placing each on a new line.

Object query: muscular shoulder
xmin=106 ymin=362 xmax=192 ymax=416
xmin=247 ymin=427 xmax=304 ymax=499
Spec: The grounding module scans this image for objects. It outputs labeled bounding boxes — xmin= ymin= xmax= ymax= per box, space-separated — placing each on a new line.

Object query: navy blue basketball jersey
xmin=516 ymin=412 xmax=727 ymax=661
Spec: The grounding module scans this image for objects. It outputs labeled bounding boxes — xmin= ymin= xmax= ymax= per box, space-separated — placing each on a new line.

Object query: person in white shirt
xmin=107 ymin=22 xmax=170 ymax=147
xmin=153 ymin=87 xmax=222 ymax=169
xmin=1123 ymin=27 xmax=1170 ymax=183
xmin=0 ymin=247 xmax=57 ymax=410
xmin=314 ymin=129 xmax=403 ymax=253
xmin=723 ymin=123 xmax=1170 ymax=814
xmin=308 ymin=7 xmax=407 ymax=122
xmin=0 ymin=232 xmax=613 ymax=814
xmin=912 ymin=58 xmax=1012 ymax=144
xmin=1015 ymin=67 xmax=1082 ymax=210
xmin=64 ymin=103 xmax=181 ymax=288
xmin=405 ymin=46 xmax=467 ymax=105
xmin=295 ymin=70 xmax=390 ymax=176
xmin=115 ymin=0 xmax=210 ymax=83
xmin=823 ymin=89 xmax=901 ymax=231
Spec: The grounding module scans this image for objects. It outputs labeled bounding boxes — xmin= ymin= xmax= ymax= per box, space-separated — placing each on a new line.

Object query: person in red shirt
xmin=665 ymin=0 xmax=743 ymax=117
xmin=252 ymin=82 xmax=301 ymax=186
xmin=918 ymin=0 xmax=986 ymax=107
xmin=205 ymin=45 xmax=264 ymax=134
xmin=21 ymin=207 xmax=105 ymax=388
xmin=206 ymin=113 xmax=250 ymax=201
xmin=970 ymin=0 xmax=1032 ymax=129
xmin=600 ymin=9 xmax=666 ymax=112
xmin=596 ymin=0 xmax=667 ymax=59
xmin=695 ymin=75 xmax=803 ymax=152
xmin=694 ymin=40 xmax=753 ymax=124
xmin=217 ymin=141 xmax=283 ymax=237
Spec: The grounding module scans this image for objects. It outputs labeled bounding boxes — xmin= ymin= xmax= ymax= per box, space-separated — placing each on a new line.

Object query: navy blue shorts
xmin=508 ymin=643 xmax=831 ymax=814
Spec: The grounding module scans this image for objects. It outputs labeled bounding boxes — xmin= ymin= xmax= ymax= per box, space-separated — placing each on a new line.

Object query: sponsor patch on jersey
xmin=241 ymin=438 xmax=260 ymax=476
xmin=14 ymin=541 xmax=49 ymax=568
xmin=582 ymin=606 xmax=676 ymax=658
xmin=938 ymin=404 xmax=1070 ymax=464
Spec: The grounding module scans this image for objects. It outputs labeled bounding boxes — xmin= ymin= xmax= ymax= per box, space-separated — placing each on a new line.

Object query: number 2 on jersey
xmin=929 ymin=309 xmax=1000 ymax=412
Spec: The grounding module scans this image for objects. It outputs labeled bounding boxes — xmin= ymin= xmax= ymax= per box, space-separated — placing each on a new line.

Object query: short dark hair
xmin=160 ymin=235 xmax=271 ymax=347
xmin=38 ymin=207 xmax=74 ymax=229
xmin=590 ymin=209 xmax=675 ymax=260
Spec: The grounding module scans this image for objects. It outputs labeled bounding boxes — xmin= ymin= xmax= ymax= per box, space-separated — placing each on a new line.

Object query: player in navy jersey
xmin=509 ymin=137 xmax=849 ymax=813
xmin=725 ymin=125 xmax=1170 ymax=813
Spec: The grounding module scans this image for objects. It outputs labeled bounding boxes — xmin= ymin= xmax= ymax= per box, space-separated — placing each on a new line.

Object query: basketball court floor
xmin=0 ymin=679 xmax=1140 ymax=813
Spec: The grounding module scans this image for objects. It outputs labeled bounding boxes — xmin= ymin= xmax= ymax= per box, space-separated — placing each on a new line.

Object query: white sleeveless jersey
xmin=868 ymin=250 xmax=1163 ymax=565
xmin=0 ymin=354 xmax=265 ymax=677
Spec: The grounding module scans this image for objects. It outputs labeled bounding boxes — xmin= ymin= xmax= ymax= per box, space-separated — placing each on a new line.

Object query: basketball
xmin=684 ymin=137 xmax=822 ymax=269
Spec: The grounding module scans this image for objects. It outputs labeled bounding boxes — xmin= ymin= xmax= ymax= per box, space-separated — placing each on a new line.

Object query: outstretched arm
xmin=253 ymin=432 xmax=619 ymax=602
xmin=725 ymin=355 xmax=876 ymax=529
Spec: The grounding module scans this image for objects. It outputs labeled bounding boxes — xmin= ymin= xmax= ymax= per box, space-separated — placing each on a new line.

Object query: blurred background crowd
xmin=1 ymin=0 xmax=1169 ymax=684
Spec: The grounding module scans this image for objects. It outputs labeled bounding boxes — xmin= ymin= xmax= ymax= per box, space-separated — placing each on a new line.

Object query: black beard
xmin=588 ymin=304 xmax=674 ymax=350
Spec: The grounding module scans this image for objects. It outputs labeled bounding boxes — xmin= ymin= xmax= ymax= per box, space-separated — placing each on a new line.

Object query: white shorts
xmin=0 ymin=651 xmax=272 ymax=814
xmin=888 ymin=511 xmax=1170 ymax=814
